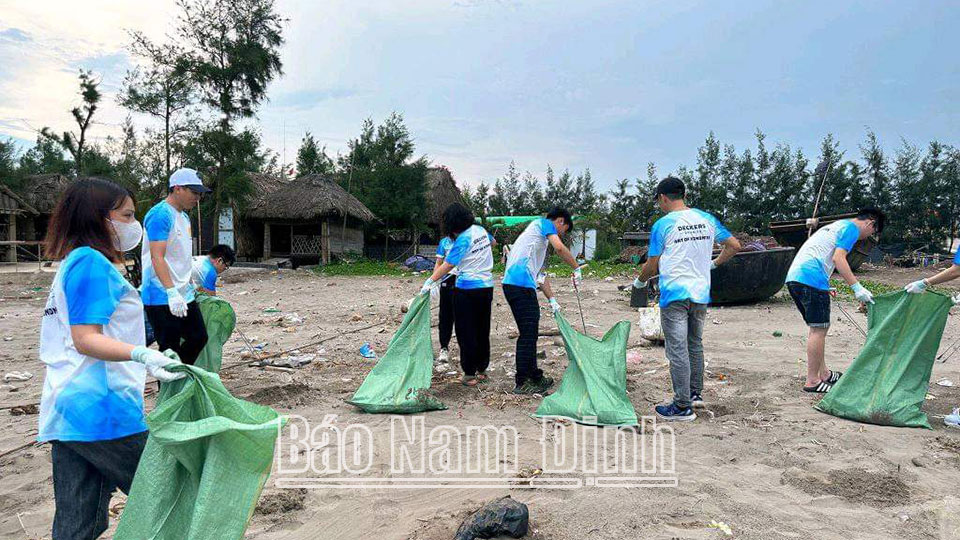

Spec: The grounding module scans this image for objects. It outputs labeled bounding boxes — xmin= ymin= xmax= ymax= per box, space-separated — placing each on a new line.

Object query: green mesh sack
xmin=348 ymin=293 xmax=446 ymax=413
xmin=815 ymin=290 xmax=952 ymax=428
xmin=194 ymin=293 xmax=237 ymax=373
xmin=114 ymin=364 xmax=285 ymax=540
xmin=534 ymin=313 xmax=638 ymax=426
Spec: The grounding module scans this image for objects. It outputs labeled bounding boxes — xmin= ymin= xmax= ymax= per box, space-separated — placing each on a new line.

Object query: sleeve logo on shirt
xmin=43 ymin=306 xmax=58 ymax=317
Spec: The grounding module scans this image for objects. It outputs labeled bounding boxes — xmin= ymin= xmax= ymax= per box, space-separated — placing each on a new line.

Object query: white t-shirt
xmin=649 ymin=208 xmax=731 ymax=307
xmin=141 ymin=201 xmax=195 ymax=305
xmin=192 ymin=256 xmax=218 ymax=293
xmin=786 ymin=220 xmax=860 ymax=291
xmin=38 ymin=247 xmax=147 ymax=442
xmin=444 ymin=225 xmax=494 ymax=289
xmin=502 ymin=218 xmax=558 ymax=289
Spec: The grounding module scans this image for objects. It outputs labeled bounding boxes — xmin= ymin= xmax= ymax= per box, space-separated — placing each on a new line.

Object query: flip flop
xmin=477 ymin=372 xmax=489 ymax=382
xmin=803 ymin=380 xmax=833 ymax=393
xmin=462 ymin=375 xmax=479 ymax=387
xmin=826 ymin=370 xmax=842 ymax=384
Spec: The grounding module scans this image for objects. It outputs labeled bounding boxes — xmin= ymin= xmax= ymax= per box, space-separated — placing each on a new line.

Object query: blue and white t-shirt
xmin=141 ymin=201 xmax=195 ymax=306
xmin=503 ymin=218 xmax=558 ymax=289
xmin=191 ymin=256 xmax=218 ymax=293
xmin=445 ymin=225 xmax=494 ymax=289
xmin=38 ymin=247 xmax=147 ymax=442
xmin=436 ymin=237 xmax=459 ymax=277
xmin=649 ymin=208 xmax=732 ymax=307
xmin=786 ymin=220 xmax=859 ymax=291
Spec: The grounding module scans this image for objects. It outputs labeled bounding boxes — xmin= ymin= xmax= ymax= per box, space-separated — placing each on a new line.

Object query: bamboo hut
xmin=0 ymin=184 xmax=39 ymax=262
xmin=244 ymin=174 xmax=377 ymax=265
xmin=13 ymin=174 xmax=71 ymax=258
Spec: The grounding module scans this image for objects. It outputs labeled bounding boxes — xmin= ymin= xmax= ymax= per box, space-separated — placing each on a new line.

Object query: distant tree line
xmin=460 ymin=130 xmax=960 ymax=253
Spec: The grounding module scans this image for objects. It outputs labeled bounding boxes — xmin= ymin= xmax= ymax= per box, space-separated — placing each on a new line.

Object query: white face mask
xmin=111 ymin=219 xmax=144 ymax=252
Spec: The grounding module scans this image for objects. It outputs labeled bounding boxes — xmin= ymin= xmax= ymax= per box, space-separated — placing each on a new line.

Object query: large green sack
xmin=194 ymin=293 xmax=237 ymax=373
xmin=348 ymin=293 xmax=446 ymax=413
xmin=534 ymin=313 xmax=638 ymax=426
xmin=815 ymin=290 xmax=952 ymax=428
xmin=115 ymin=364 xmax=285 ymax=540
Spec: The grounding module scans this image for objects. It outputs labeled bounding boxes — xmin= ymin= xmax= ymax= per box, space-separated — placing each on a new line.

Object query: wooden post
xmin=321 ymin=219 xmax=330 ymax=265
xmin=6 ymin=215 xmax=16 ymax=263
xmin=263 ymin=223 xmax=271 ymax=260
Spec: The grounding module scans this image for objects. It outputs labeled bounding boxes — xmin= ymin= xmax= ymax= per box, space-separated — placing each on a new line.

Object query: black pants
xmin=144 ymin=301 xmax=208 ymax=365
xmin=51 ymin=431 xmax=148 ymax=540
xmin=438 ymin=275 xmax=457 ymax=349
xmin=453 ymin=287 xmax=492 ymax=375
xmin=504 ymin=284 xmax=543 ymax=385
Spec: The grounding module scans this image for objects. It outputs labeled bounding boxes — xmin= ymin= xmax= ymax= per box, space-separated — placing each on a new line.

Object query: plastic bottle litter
xmin=946 ymin=407 xmax=960 ymax=429
xmin=359 ymin=343 xmax=377 ymax=359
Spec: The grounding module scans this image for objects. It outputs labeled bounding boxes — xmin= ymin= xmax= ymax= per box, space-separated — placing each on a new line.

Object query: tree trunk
xmin=164 ymin=95 xmax=171 ymax=179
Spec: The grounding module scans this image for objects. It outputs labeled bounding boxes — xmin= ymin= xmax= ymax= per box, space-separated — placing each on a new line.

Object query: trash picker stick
xmin=572 ymin=279 xmax=587 ymax=334
xmin=834 ymin=298 xmax=867 ymax=338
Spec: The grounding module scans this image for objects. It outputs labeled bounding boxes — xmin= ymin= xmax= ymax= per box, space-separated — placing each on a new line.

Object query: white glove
xmin=166 ymin=287 xmax=188 ymax=318
xmin=952 ymin=292 xmax=960 ymax=306
xmin=904 ymin=280 xmax=927 ymax=294
xmin=549 ymin=297 xmax=561 ymax=314
xmin=851 ymin=282 xmax=874 ymax=304
xmin=710 ymin=259 xmax=718 ymax=270
xmin=420 ymin=278 xmax=436 ymax=295
xmin=572 ymin=266 xmax=584 ymax=288
xmin=633 ymin=277 xmax=647 ymax=289
xmin=131 ymin=346 xmax=185 ymax=383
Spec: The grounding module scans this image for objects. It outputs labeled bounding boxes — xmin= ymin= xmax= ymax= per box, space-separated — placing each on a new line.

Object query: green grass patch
xmin=311 ymin=259 xmax=414 ymax=277
xmin=829 ymin=278 xmax=900 ymax=299
xmin=310 ymin=257 xmax=639 ymax=279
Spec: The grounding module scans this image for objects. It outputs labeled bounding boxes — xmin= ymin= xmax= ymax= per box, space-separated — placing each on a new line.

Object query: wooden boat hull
xmin=710 ymin=247 xmax=796 ymax=305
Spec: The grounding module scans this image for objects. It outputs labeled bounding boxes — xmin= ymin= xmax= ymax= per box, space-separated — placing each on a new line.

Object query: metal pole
xmin=572 ymin=279 xmax=587 ymax=334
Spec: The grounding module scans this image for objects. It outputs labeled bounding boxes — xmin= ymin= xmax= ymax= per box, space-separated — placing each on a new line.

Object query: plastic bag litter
xmin=348 ymin=294 xmax=446 ymax=413
xmin=114 ymin=364 xmax=285 ymax=540
xmin=816 ymin=291 xmax=952 ymax=428
xmin=455 ymin=496 xmax=529 ymax=540
xmin=194 ymin=293 xmax=237 ymax=373
xmin=534 ymin=312 xmax=638 ymax=427
xmin=637 ymin=305 xmax=664 ymax=342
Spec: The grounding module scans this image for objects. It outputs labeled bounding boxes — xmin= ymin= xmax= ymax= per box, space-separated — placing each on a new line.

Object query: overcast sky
xmin=1 ymin=0 xmax=958 ymax=190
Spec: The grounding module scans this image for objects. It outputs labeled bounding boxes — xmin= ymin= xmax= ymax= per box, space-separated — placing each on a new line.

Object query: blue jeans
xmin=661 ymin=300 xmax=707 ymax=409
xmin=51 ymin=431 xmax=147 ymax=540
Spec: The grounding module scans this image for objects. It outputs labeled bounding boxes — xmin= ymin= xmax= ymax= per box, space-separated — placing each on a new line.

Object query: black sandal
xmin=803 ymin=380 xmax=834 ymax=393
xmin=826 ymin=370 xmax=842 ymax=384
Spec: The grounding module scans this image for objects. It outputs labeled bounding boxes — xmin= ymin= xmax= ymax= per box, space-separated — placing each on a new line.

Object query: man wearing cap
xmin=141 ymin=168 xmax=211 ymax=365
xmin=636 ymin=176 xmax=741 ymax=421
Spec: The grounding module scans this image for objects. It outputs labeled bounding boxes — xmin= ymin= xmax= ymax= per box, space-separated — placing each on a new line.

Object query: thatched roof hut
xmin=242 ymin=174 xmax=376 ymax=264
xmin=19 ymin=174 xmax=71 ymax=214
xmin=0 ymin=184 xmax=38 ymax=216
xmin=424 ymin=167 xmax=465 ymax=226
xmin=247 ymin=174 xmax=376 ymax=222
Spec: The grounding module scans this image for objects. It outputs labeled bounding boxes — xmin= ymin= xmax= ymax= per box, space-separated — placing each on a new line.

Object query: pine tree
xmin=296 ymin=131 xmax=333 ymax=177
xmin=40 ymin=70 xmax=101 ymax=175
xmin=859 ymin=130 xmax=891 ymax=211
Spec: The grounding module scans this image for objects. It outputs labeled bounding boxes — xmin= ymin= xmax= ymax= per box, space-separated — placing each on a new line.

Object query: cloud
xmin=0 ymin=27 xmax=31 ymax=43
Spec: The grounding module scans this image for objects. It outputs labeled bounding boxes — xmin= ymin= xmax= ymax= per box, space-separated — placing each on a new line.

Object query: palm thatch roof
xmin=0 ymin=184 xmax=39 ymax=215
xmin=247 ymin=171 xmax=290 ymax=196
xmin=425 ymin=166 xmax=465 ymax=225
xmin=246 ymin=174 xmax=377 ymax=222
xmin=20 ymin=174 xmax=71 ymax=214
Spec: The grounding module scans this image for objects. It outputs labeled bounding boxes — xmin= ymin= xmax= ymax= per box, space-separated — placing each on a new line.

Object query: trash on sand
xmin=237 ymin=291 xmax=250 ymax=296
xmin=3 ymin=337 xmax=12 ymax=342
xmin=501 ymin=352 xmax=514 ymax=358
xmin=551 ymin=349 xmax=566 ymax=357
xmin=945 ymin=408 xmax=960 ymax=429
xmin=936 ymin=378 xmax=954 ymax=387
xmin=925 ymin=393 xmax=937 ymax=400
xmin=773 ymin=330 xmax=783 ymax=337
xmin=604 ymin=276 xmax=614 ymax=282
xmin=454 ymin=495 xmax=529 ymax=540
xmin=626 ymin=350 xmax=643 ymax=365
xmin=3 ymin=371 xmax=33 ymax=382
xmin=712 ymin=319 xmax=722 ymax=325
xmin=262 ymin=307 xmax=281 ymax=313
xmin=280 ymin=313 xmax=303 ymax=326
xmin=637 ymin=306 xmax=664 ymax=342
xmin=265 ymin=354 xmax=315 ymax=368
xmin=359 ymin=343 xmax=377 ymax=359
xmin=643 ymin=369 xmax=657 ymax=375
xmin=10 ymin=403 xmax=39 ymax=416
xmin=708 ymin=520 xmax=733 ymax=536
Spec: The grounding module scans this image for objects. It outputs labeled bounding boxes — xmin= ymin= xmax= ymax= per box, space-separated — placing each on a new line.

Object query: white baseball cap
xmin=169 ymin=167 xmax=212 ymax=193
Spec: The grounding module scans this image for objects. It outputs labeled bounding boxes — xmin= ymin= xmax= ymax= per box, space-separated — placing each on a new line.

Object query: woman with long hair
xmin=39 ymin=177 xmax=184 ymax=539
xmin=420 ymin=203 xmax=495 ymax=386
